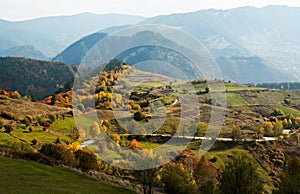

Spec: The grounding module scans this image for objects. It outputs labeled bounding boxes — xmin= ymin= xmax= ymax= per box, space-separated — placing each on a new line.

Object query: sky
xmin=1 ymin=0 xmax=300 ymax=21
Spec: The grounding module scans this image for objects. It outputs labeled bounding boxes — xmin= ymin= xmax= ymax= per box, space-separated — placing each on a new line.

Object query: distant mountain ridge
xmin=1 ymin=6 xmax=300 ymax=84
xmin=52 ymin=32 xmax=107 ymax=65
xmin=141 ymin=5 xmax=300 ymax=79
xmin=56 ymin=29 xmax=294 ymax=83
xmin=0 ymin=13 xmax=145 ymax=57
xmin=216 ymin=56 xmax=294 ymax=83
xmin=0 ymin=45 xmax=47 ymax=60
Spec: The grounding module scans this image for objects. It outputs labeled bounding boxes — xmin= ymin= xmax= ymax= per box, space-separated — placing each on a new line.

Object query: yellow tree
xmin=231 ymin=125 xmax=242 ymax=142
xmin=273 ymin=120 xmax=283 ymax=136
xmin=264 ymin=122 xmax=274 ymax=136
xmin=89 ymin=121 xmax=101 ymax=138
xmin=111 ymin=133 xmax=120 ymax=144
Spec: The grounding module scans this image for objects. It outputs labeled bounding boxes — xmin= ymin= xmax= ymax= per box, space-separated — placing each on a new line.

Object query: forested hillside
xmin=52 ymin=33 xmax=107 ymax=65
xmin=0 ymin=57 xmax=75 ymax=99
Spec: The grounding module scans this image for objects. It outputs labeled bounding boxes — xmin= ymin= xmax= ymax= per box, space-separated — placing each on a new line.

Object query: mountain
xmin=216 ymin=56 xmax=294 ymax=84
xmin=52 ymin=25 xmax=138 ymax=66
xmin=52 ymin=32 xmax=107 ymax=65
xmin=68 ymin=29 xmax=293 ymax=83
xmin=0 ymin=45 xmax=47 ymax=60
xmin=141 ymin=6 xmax=300 ymax=80
xmin=0 ymin=57 xmax=75 ymax=99
xmin=100 ymin=25 xmax=132 ymax=34
xmin=0 ymin=13 xmax=145 ymax=57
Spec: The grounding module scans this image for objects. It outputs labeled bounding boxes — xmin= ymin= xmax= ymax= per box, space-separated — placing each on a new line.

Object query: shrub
xmin=8 ymin=151 xmax=55 ymax=166
xmin=31 ymin=139 xmax=38 ymax=145
xmin=10 ymin=91 xmax=21 ymax=99
xmin=89 ymin=122 xmax=100 ymax=138
xmin=75 ymin=149 xmax=99 ymax=171
xmin=0 ymin=119 xmax=3 ymax=129
xmin=42 ymin=121 xmax=51 ymax=128
xmin=129 ymin=139 xmax=139 ymax=149
xmin=36 ymin=115 xmax=44 ymax=125
xmin=39 ymin=143 xmax=77 ymax=167
xmin=1 ymin=111 xmax=18 ymax=120
xmin=4 ymin=125 xmax=13 ymax=133
xmin=24 ymin=117 xmax=31 ymax=127
xmin=25 ymin=115 xmax=34 ymax=123
xmin=48 ymin=114 xmax=56 ymax=123
xmin=133 ymin=111 xmax=146 ymax=121
xmin=28 ymin=126 xmax=34 ymax=133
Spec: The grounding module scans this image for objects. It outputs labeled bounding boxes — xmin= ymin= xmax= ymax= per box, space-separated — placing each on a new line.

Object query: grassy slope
xmin=226 ymin=93 xmax=249 ymax=106
xmin=0 ymin=95 xmax=70 ymax=119
xmin=0 ymin=157 xmax=134 ymax=194
xmin=268 ymin=104 xmax=300 ymax=116
xmin=204 ymin=147 xmax=273 ymax=192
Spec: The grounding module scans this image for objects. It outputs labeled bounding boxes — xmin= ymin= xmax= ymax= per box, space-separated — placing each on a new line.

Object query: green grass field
xmin=49 ymin=117 xmax=76 ymax=134
xmin=192 ymin=82 xmax=266 ymax=92
xmin=268 ymin=104 xmax=300 ymax=116
xmin=226 ymin=93 xmax=249 ymax=107
xmin=0 ymin=157 xmax=135 ymax=194
xmin=224 ymin=83 xmax=266 ymax=91
xmin=0 ymin=124 xmax=72 ymax=151
xmin=11 ymin=128 xmax=71 ymax=144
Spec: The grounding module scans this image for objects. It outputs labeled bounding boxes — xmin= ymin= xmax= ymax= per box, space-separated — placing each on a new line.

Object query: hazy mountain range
xmin=0 ymin=13 xmax=145 ymax=57
xmin=0 ymin=5 xmax=300 ymax=84
xmin=141 ymin=5 xmax=300 ymax=79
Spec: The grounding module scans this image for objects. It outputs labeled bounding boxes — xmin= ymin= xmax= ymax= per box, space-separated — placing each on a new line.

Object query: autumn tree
xmin=270 ymin=108 xmax=284 ymax=117
xmin=264 ymin=122 xmax=274 ymax=136
xmin=218 ymin=152 xmax=264 ymax=194
xmin=193 ymin=156 xmax=218 ymax=194
xmin=231 ymin=125 xmax=242 ymax=142
xmin=72 ymin=127 xmax=80 ymax=139
xmin=40 ymin=143 xmax=77 ymax=167
xmin=89 ymin=121 xmax=101 ymax=138
xmin=283 ymin=118 xmax=293 ymax=129
xmin=78 ymin=127 xmax=86 ymax=140
xmin=133 ymin=151 xmax=162 ymax=194
xmin=110 ymin=133 xmax=120 ymax=144
xmin=276 ymin=156 xmax=300 ymax=194
xmin=273 ymin=120 xmax=284 ymax=136
xmin=75 ymin=149 xmax=99 ymax=171
xmin=134 ymin=111 xmax=146 ymax=121
xmin=72 ymin=127 xmax=86 ymax=140
xmin=129 ymin=139 xmax=139 ymax=149
xmin=10 ymin=91 xmax=21 ymax=99
xmin=161 ymin=163 xmax=197 ymax=194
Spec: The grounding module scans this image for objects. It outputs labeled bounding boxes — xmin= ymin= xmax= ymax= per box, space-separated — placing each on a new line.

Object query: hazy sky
xmin=1 ymin=0 xmax=300 ymax=21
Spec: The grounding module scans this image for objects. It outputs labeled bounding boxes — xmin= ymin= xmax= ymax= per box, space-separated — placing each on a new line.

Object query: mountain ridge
xmin=0 ymin=13 xmax=145 ymax=57
xmin=141 ymin=5 xmax=300 ymax=80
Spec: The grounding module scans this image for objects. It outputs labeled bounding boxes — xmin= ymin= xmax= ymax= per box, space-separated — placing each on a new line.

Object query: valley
xmin=0 ymin=62 xmax=299 ymax=193
xmin=0 ymin=4 xmax=300 ymax=194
